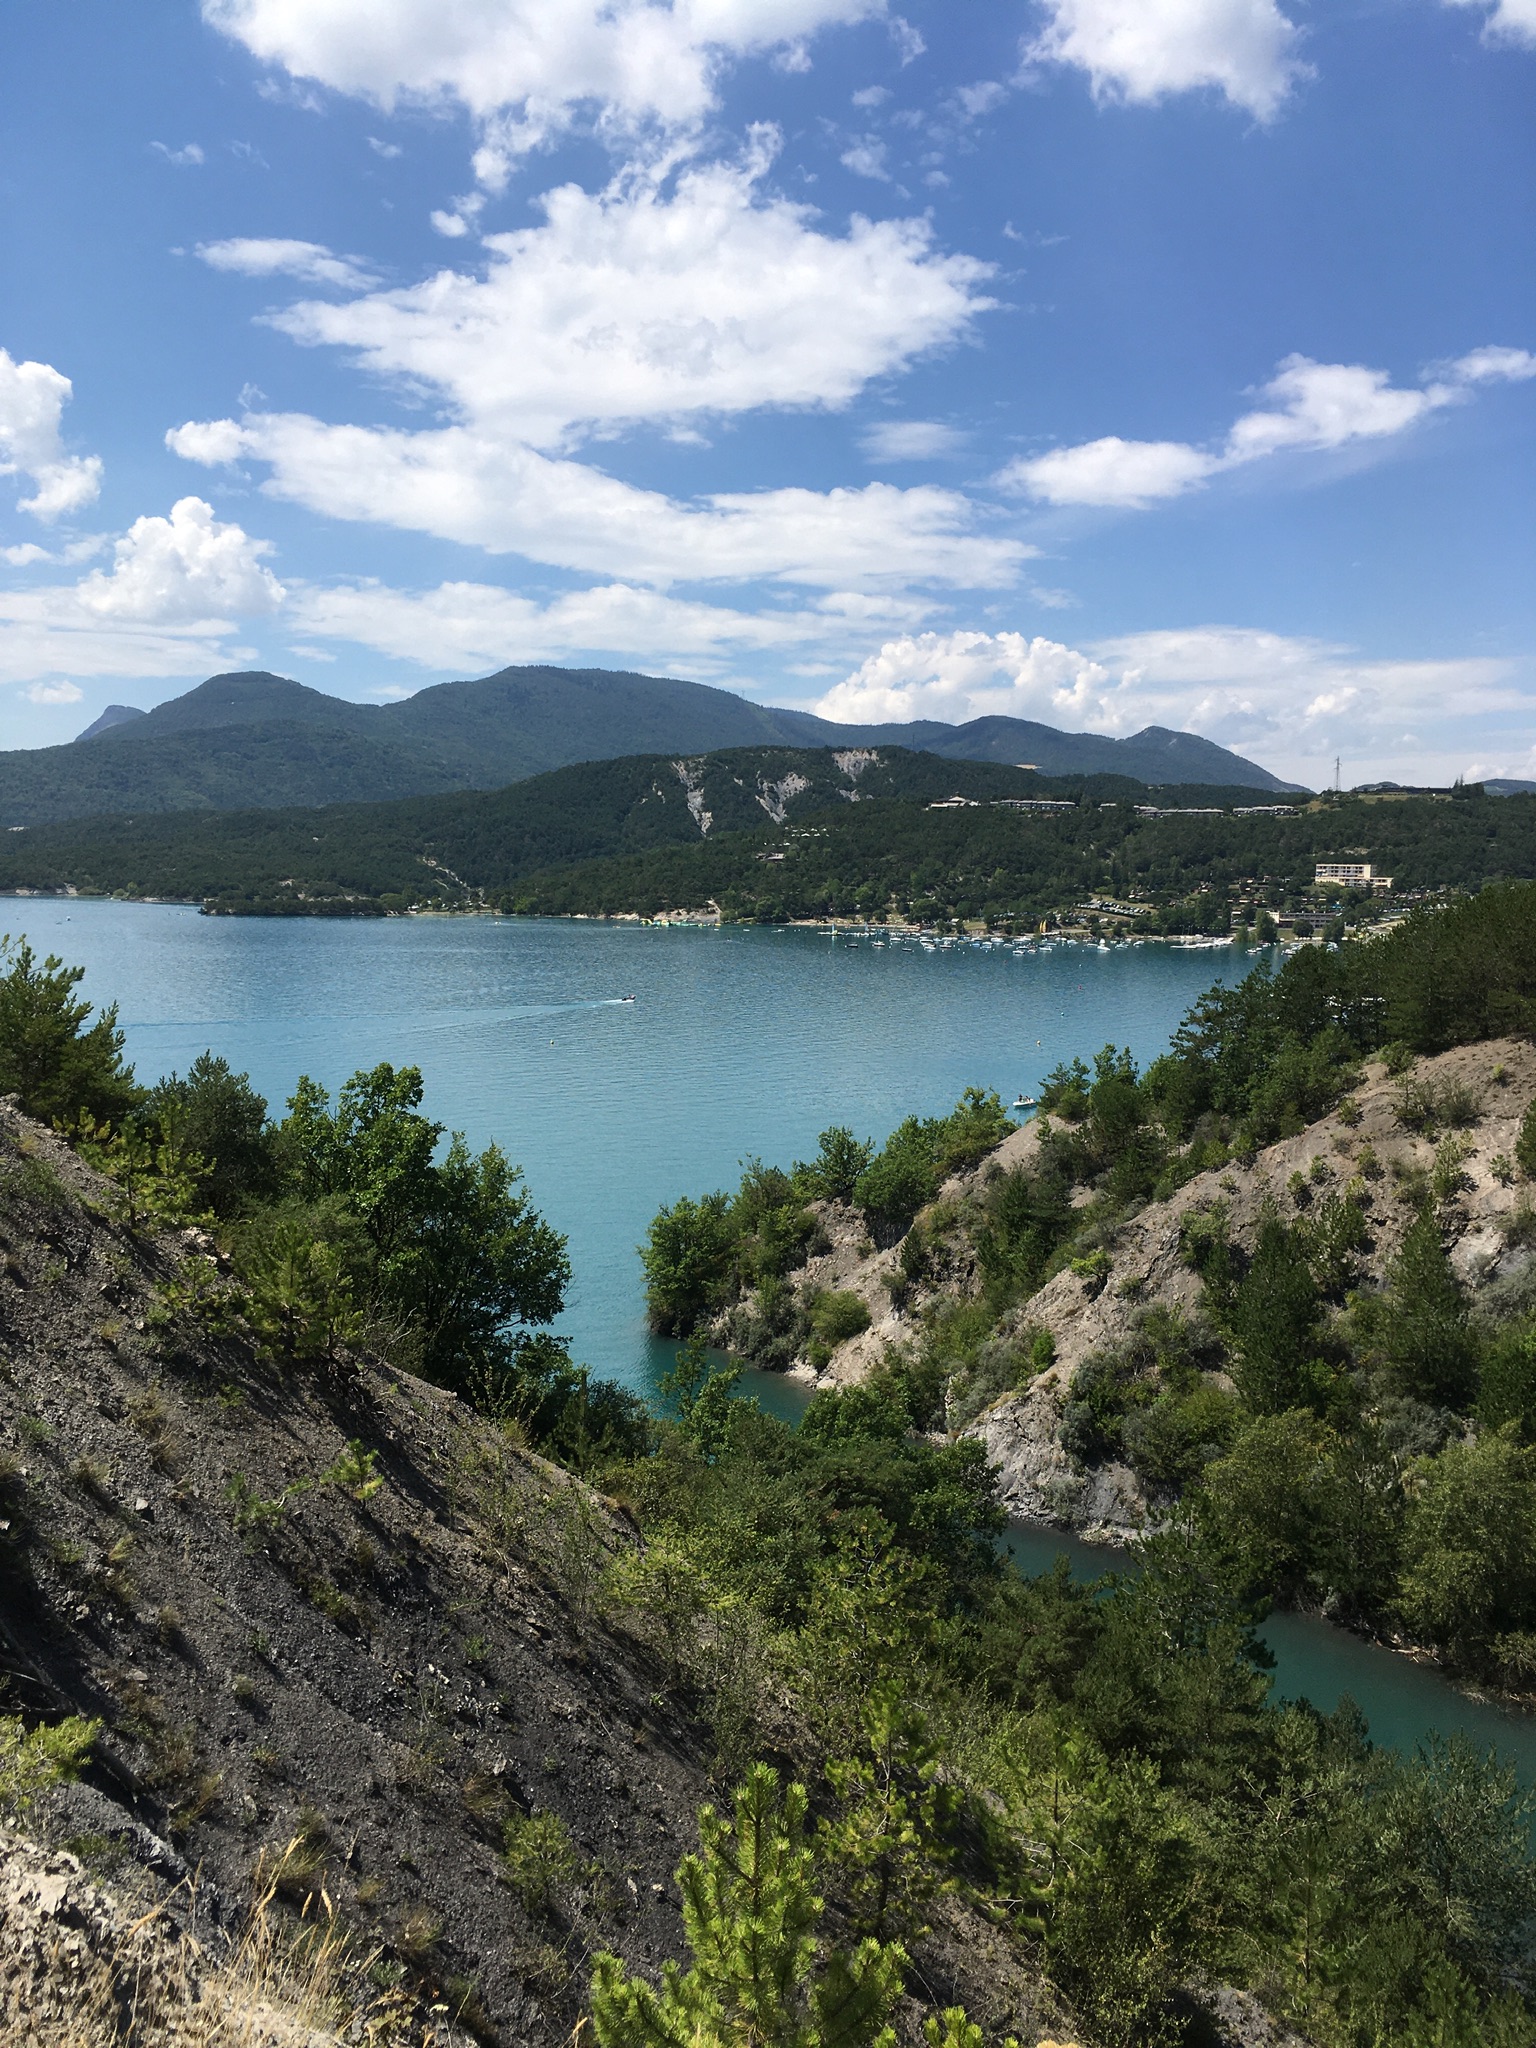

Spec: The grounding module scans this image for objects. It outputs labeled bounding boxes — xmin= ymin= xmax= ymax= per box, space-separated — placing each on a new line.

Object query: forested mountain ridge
xmin=0 ymin=664 xmax=1296 ymax=826
xmin=4 ymin=737 xmax=1521 ymax=930
xmin=0 ymin=744 xmax=1218 ymax=913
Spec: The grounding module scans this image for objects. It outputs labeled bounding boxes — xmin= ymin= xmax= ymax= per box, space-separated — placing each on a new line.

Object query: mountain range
xmin=0 ymin=666 xmax=1301 ymax=826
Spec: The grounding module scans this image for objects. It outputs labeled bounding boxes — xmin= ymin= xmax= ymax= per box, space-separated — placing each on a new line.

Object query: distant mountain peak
xmin=74 ymin=704 xmax=148 ymax=743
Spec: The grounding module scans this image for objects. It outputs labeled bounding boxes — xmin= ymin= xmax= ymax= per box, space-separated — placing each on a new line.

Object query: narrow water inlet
xmin=1004 ymin=1520 xmax=1536 ymax=1782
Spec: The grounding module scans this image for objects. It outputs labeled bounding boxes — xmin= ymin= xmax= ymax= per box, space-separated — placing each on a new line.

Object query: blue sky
xmin=0 ymin=0 xmax=1531 ymax=785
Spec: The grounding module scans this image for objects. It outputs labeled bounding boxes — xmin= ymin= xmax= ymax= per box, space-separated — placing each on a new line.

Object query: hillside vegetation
xmin=5 ymin=895 xmax=1536 ymax=2047
xmin=635 ymin=886 xmax=1536 ymax=2045
xmin=3 ymin=743 xmax=1531 ymax=934
xmin=0 ymin=666 xmax=1292 ymax=828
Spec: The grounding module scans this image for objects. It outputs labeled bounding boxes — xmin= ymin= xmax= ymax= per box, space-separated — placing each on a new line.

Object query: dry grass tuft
xmin=0 ymin=1828 xmax=415 ymax=2047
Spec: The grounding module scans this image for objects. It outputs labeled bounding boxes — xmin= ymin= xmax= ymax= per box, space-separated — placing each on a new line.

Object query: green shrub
xmin=0 ymin=1713 xmax=99 ymax=1817
xmin=810 ymin=1291 xmax=871 ymax=1349
xmin=501 ymin=1808 xmax=579 ymax=1914
xmin=1518 ymin=1098 xmax=1536 ymax=1182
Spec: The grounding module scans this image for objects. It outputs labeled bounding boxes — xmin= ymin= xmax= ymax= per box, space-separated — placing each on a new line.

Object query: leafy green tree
xmin=589 ymin=1764 xmax=907 ymax=2048
xmin=0 ymin=937 xmax=136 ymax=1130
xmin=1199 ymin=1412 xmax=1333 ymax=1596
xmin=1228 ymin=1216 xmax=1329 ymax=1414
xmin=643 ymin=1190 xmax=737 ymax=1334
xmin=242 ymin=1214 xmax=362 ymax=1365
xmin=854 ymin=1116 xmax=940 ymax=1245
xmin=147 ymin=1052 xmax=274 ymax=1215
xmin=794 ymin=1127 xmax=874 ymax=1203
xmin=278 ymin=1063 xmax=568 ymax=1386
xmin=76 ymin=1113 xmax=206 ymax=1231
xmin=1396 ymin=1429 xmax=1536 ymax=1667
xmin=663 ymin=1334 xmax=744 ymax=1463
xmin=1479 ymin=1320 xmax=1536 ymax=1441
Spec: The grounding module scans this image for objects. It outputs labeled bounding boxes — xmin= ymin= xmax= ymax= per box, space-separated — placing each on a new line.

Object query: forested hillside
xmin=510 ymin=779 xmax=1535 ymax=933
xmin=2 ymin=742 xmax=1527 ymax=931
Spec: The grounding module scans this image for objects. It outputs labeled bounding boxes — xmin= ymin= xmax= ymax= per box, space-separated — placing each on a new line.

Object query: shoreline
xmin=0 ymin=888 xmax=1273 ymax=950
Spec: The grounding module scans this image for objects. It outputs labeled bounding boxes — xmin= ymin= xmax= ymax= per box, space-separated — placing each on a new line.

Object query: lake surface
xmin=9 ymin=898 xmax=1533 ymax=1773
xmin=2 ymin=901 xmax=1256 ymax=1409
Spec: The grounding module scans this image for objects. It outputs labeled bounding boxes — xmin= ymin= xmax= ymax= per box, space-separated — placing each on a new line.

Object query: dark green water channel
xmin=1004 ymin=1522 xmax=1536 ymax=1785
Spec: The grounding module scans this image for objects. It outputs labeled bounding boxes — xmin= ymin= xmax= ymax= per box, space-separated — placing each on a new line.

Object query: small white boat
xmin=1012 ymin=1094 xmax=1038 ymax=1110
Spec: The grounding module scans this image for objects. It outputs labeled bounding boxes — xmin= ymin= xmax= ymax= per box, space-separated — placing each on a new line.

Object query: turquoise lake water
xmin=2 ymin=901 xmax=1256 ymax=1407
xmin=7 ymin=897 xmax=1535 ymax=1775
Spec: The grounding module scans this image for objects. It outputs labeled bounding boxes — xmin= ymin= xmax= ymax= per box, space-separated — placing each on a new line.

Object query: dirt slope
xmin=0 ymin=1102 xmax=1066 ymax=2047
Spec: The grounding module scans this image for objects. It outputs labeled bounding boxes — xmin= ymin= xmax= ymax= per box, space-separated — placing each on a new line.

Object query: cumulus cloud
xmin=1442 ymin=0 xmax=1536 ymax=46
xmin=1025 ymin=0 xmax=1308 ymax=119
xmin=840 ymin=136 xmax=889 ymax=178
xmin=0 ymin=500 xmax=281 ymax=686
xmin=23 ymin=679 xmax=84 ymax=705
xmin=197 ymin=237 xmax=380 ymax=289
xmin=202 ymin=0 xmax=886 ymax=156
xmin=287 ymin=575 xmax=927 ymax=673
xmin=77 ymin=498 xmax=284 ymax=623
xmin=0 ymin=348 xmax=103 ymax=522
xmin=803 ymin=623 xmax=1524 ymax=785
xmin=1000 ymin=348 xmax=1530 ymax=508
xmin=151 ymin=140 xmax=205 ymax=165
xmin=1011 ymin=436 xmax=1216 ymax=508
xmin=169 ymin=411 xmax=1030 ymax=589
xmin=256 ymin=141 xmax=991 ymax=449
xmin=861 ymin=419 xmax=966 ymax=461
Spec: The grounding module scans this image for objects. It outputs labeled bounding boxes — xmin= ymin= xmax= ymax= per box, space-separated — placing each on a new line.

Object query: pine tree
xmin=589 ymin=1763 xmax=906 ymax=2048
xmin=821 ymin=1681 xmax=957 ymax=1943
xmin=1377 ymin=1206 xmax=1478 ymax=1408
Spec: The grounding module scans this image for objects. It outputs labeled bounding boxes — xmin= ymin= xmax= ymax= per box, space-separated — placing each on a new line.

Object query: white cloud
xmin=839 ymin=136 xmax=889 ymax=178
xmin=257 ymin=141 xmax=991 ymax=448
xmin=851 ymin=83 xmax=889 ymax=105
xmin=0 ymin=500 xmax=281 ymax=687
xmin=169 ymin=144 xmax=1016 ymax=593
xmin=803 ymin=623 xmax=1527 ymax=784
xmin=953 ymin=79 xmax=1007 ymax=117
xmin=1025 ymin=0 xmax=1308 ymax=120
xmin=1000 ymin=348 xmax=1529 ymax=508
xmin=1009 ymin=436 xmax=1216 ymax=508
xmin=798 ymin=622 xmax=1531 ymax=782
xmin=861 ymin=419 xmax=966 ymax=461
xmin=203 ymin=0 xmax=887 ymax=156
xmin=2 ymin=543 xmax=51 ymax=567
xmin=77 ymin=498 xmax=284 ymax=624
xmin=811 ymin=630 xmax=1114 ymax=725
xmin=287 ymin=575 xmax=925 ymax=672
xmin=197 ymin=237 xmax=380 ymax=289
xmin=22 ymin=680 xmax=83 ymax=705
xmin=367 ymin=135 xmax=403 ymax=157
xmin=170 ymin=411 xmax=1030 ymax=589
xmin=1442 ymin=0 xmax=1536 ymax=46
xmin=889 ymin=14 xmax=924 ymax=61
xmin=0 ymin=348 xmax=103 ymax=523
xmin=151 ymin=140 xmax=205 ymax=165
xmin=1447 ymin=344 xmax=1536 ymax=384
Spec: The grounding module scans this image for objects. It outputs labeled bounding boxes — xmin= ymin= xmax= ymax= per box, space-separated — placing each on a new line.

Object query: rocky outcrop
xmin=968 ymin=1038 xmax=1536 ymax=1540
